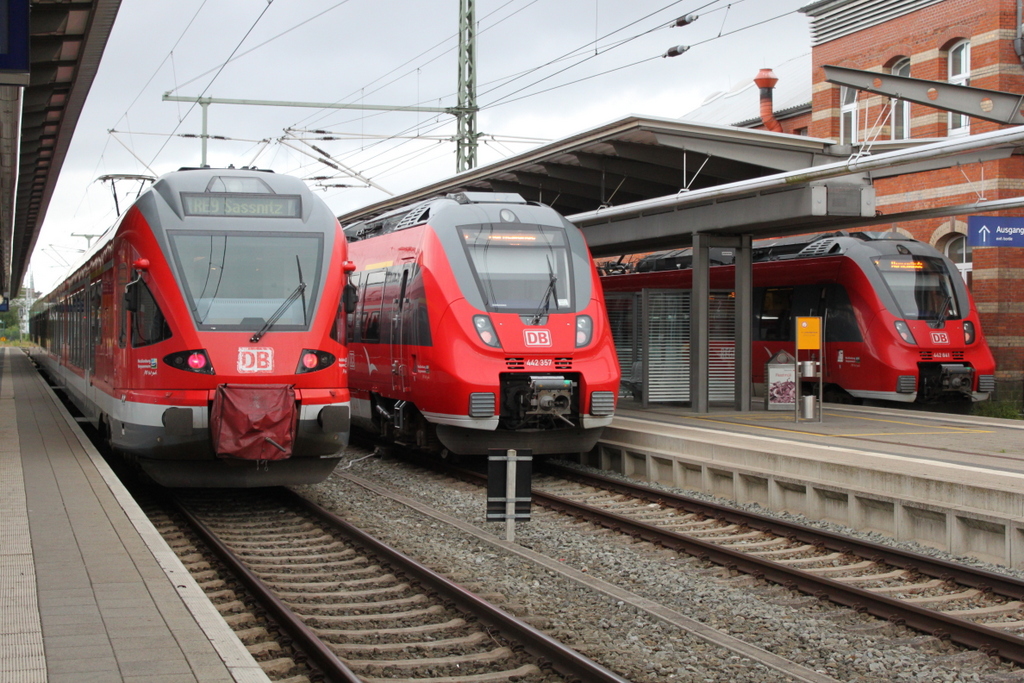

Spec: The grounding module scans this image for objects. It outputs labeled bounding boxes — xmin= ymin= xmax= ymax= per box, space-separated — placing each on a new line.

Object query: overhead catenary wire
xmin=146 ymin=0 xmax=277 ymax=168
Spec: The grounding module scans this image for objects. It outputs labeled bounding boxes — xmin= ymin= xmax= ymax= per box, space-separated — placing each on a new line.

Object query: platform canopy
xmin=338 ymin=114 xmax=1024 ymax=413
xmin=0 ymin=0 xmax=121 ymax=298
xmin=338 ymin=114 xmax=1023 ymax=258
xmin=339 ymin=115 xmax=846 ymax=227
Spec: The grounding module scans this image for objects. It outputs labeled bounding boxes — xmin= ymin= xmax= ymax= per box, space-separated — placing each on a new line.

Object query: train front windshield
xmin=169 ymin=231 xmax=323 ymax=329
xmin=459 ymin=225 xmax=574 ymax=313
xmin=872 ymin=255 xmax=961 ymax=321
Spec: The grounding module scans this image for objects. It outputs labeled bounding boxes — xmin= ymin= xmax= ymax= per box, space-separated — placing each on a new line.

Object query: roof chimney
xmin=754 ymin=68 xmax=783 ymax=133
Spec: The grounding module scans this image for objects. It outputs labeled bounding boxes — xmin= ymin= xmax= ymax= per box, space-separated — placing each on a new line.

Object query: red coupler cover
xmin=210 ymin=384 xmax=297 ymax=461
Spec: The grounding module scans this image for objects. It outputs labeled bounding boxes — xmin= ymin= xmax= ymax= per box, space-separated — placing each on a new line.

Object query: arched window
xmin=948 ymin=41 xmax=970 ymax=136
xmin=891 ymin=58 xmax=911 ymax=140
xmin=944 ymin=233 xmax=972 ymax=287
xmin=840 ymin=86 xmax=858 ymax=144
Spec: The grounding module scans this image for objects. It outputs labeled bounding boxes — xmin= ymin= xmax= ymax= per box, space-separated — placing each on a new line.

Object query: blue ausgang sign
xmin=968 ymin=216 xmax=1024 ymax=247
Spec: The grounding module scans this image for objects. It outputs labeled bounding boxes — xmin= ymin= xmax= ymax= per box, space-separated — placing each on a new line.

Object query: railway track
xmin=414 ymin=455 xmax=1024 ymax=666
xmin=153 ymin=486 xmax=628 ymax=683
xmin=529 ymin=462 xmax=1024 ymax=665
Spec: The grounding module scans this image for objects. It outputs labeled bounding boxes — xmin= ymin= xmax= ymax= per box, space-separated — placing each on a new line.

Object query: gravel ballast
xmin=296 ymin=453 xmax=1024 ymax=683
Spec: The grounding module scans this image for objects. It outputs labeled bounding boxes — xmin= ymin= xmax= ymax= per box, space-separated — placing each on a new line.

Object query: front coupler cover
xmin=211 ymin=384 xmax=297 ymax=461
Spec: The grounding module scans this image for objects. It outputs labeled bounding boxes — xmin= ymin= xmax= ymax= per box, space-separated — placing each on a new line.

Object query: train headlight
xmin=296 ymin=349 xmax=336 ymax=373
xmin=473 ymin=315 xmax=501 ymax=348
xmin=893 ymin=320 xmax=917 ymax=345
xmin=963 ymin=320 xmax=976 ymax=345
xmin=575 ymin=315 xmax=593 ymax=347
xmin=163 ymin=349 xmax=216 ymax=374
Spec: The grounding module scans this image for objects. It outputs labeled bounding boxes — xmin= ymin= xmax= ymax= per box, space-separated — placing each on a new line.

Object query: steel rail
xmin=536 ymin=464 xmax=1024 ymax=664
xmin=545 ymin=464 xmax=1024 ymax=600
xmin=169 ymin=495 xmax=363 ymax=683
xmin=285 ymin=488 xmax=632 ymax=683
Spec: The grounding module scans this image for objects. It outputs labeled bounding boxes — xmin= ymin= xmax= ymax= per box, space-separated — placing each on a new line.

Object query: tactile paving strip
xmin=0 ymin=348 xmax=46 ymax=683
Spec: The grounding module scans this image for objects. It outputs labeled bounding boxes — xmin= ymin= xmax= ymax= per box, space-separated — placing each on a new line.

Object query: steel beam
xmin=691 ymin=233 xmax=710 ymax=413
xmin=823 ymin=64 xmax=1024 ymax=125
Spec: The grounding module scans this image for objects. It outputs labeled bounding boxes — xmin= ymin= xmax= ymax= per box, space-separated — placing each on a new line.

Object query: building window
xmin=840 ymin=86 xmax=858 ymax=144
xmin=944 ymin=233 xmax=972 ymax=287
xmin=948 ymin=41 xmax=970 ymax=136
xmin=891 ymin=58 xmax=911 ymax=140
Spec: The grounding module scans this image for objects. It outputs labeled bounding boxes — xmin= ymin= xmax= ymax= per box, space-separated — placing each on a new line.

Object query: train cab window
xmin=458 ymin=225 xmax=574 ymax=313
xmin=168 ymin=231 xmax=323 ymax=330
xmin=872 ymin=255 xmax=961 ymax=321
xmin=131 ymin=280 xmax=172 ymax=348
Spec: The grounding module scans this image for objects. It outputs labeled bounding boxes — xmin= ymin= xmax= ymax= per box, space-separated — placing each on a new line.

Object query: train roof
xmin=342 ymin=191 xmax=531 ymax=242
xmin=627 ymin=231 xmax=929 ymax=273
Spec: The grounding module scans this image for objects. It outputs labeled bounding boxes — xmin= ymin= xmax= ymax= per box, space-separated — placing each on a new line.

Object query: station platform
xmin=0 ymin=348 xmax=269 ymax=683
xmin=592 ymin=396 xmax=1024 ymax=568
xmin=618 ymin=397 xmax=1024 ymax=473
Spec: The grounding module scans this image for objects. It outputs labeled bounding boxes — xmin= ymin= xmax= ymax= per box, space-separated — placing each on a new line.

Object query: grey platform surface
xmin=0 ymin=348 xmax=269 ymax=683
xmin=616 ymin=397 xmax=1024 ymax=473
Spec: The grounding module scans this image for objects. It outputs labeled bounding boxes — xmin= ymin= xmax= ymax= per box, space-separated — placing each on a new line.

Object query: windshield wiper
xmin=530 ymin=258 xmax=557 ymax=325
xmin=250 ymin=257 xmax=307 ymax=343
xmin=935 ymin=294 xmax=954 ymax=325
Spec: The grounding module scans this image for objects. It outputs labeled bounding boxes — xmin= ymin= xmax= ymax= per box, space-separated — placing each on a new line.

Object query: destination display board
xmin=181 ymin=193 xmax=301 ymax=218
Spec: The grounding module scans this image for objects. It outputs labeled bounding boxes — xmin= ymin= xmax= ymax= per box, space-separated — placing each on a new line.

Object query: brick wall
xmin=810 ymin=0 xmax=1024 ymax=401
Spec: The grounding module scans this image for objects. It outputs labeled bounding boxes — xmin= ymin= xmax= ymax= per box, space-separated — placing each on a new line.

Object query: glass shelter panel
xmin=643 ymin=290 xmax=691 ymax=404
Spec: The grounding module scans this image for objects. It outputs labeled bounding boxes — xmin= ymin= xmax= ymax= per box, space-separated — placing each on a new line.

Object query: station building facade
xmin=693 ymin=0 xmax=1024 ymax=402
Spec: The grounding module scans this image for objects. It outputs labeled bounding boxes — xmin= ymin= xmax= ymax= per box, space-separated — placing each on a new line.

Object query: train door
xmin=386 ymin=267 xmax=411 ymax=393
xmin=87 ymin=279 xmax=101 ymax=381
xmin=356 ymin=270 xmax=386 ymax=390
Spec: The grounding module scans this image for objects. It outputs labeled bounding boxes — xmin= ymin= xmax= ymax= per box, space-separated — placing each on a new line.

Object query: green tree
xmin=0 ymin=308 xmax=21 ymax=342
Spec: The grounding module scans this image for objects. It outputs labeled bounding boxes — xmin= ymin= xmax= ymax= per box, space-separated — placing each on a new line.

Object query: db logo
xmin=523 ymin=329 xmax=552 ymax=347
xmin=930 ymin=332 xmax=950 ymax=345
xmin=238 ymin=347 xmax=274 ymax=373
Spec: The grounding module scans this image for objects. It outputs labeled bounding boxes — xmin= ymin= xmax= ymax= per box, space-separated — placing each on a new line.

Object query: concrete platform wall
xmin=584 ymin=417 xmax=1024 ymax=568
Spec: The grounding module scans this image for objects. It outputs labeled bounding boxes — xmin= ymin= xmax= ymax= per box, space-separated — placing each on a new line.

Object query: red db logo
xmin=238 ymin=347 xmax=274 ymax=373
xmin=930 ymin=332 xmax=950 ymax=345
xmin=523 ymin=329 xmax=552 ymax=347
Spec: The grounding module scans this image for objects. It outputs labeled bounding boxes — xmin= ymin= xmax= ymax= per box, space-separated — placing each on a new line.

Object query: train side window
xmin=758 ymin=287 xmax=793 ymax=341
xmin=344 ymin=272 xmax=363 ymax=343
xmin=360 ymin=271 xmax=386 ymax=343
xmin=131 ymin=280 xmax=172 ymax=348
xmin=117 ymin=264 xmax=129 ymax=348
xmin=401 ymin=265 xmax=432 ymax=347
xmin=824 ymin=284 xmax=862 ymax=342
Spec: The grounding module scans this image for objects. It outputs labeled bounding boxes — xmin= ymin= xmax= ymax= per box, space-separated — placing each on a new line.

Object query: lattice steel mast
xmin=456 ymin=0 xmax=479 ymax=172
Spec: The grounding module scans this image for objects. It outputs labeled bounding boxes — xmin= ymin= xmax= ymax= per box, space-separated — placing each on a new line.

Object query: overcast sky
xmin=29 ymin=0 xmax=811 ymax=292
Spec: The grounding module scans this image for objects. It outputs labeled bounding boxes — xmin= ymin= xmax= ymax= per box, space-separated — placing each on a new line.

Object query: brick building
xmin=688 ymin=0 xmax=1024 ymax=402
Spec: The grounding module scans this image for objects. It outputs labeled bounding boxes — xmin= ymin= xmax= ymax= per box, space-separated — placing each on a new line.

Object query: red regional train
xmin=29 ymin=168 xmax=356 ymax=487
xmin=600 ymin=231 xmax=996 ymax=404
xmin=341 ymin=191 xmax=620 ymax=456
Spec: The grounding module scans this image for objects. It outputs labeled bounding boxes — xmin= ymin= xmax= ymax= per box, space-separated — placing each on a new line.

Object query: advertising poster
xmin=767 ymin=364 xmax=796 ymax=410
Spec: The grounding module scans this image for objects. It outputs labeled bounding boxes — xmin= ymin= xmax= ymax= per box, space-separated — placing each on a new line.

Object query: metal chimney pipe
xmin=754 ymin=68 xmax=784 ymax=132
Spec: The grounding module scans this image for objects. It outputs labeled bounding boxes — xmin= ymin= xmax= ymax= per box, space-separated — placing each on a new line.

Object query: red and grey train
xmin=341 ymin=191 xmax=620 ymax=456
xmin=599 ymin=231 xmax=996 ymax=404
xmin=29 ymin=168 xmax=355 ymax=487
